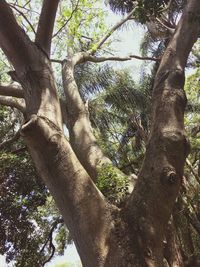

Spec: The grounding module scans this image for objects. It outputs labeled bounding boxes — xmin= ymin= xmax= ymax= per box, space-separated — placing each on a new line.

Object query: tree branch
xmin=82 ymin=54 xmax=159 ymax=63
xmin=126 ymin=1 xmax=200 ymax=265
xmin=186 ymin=158 xmax=200 ymax=184
xmin=88 ymin=5 xmax=137 ymax=54
xmin=0 ymin=95 xmax=25 ymax=112
xmin=0 ymin=0 xmax=37 ymax=71
xmin=62 ymin=60 xmax=111 ymax=181
xmin=156 ymin=17 xmax=175 ymax=34
xmin=155 ymin=0 xmax=200 ymax=78
xmin=9 ymin=3 xmax=36 ymax=34
xmin=35 ymin=0 xmax=60 ymax=57
xmin=40 ymin=218 xmax=64 ymax=266
xmin=130 ymin=55 xmax=159 ymax=61
xmin=0 ymin=83 xmax=24 ymax=98
xmin=51 ymin=58 xmax=63 ymax=64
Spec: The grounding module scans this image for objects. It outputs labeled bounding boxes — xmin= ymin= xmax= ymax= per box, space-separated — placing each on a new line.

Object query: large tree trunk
xmin=124 ymin=1 xmax=200 ymax=266
xmin=0 ymin=0 xmax=199 ymax=266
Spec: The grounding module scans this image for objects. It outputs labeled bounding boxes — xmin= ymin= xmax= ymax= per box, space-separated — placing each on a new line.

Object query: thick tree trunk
xmin=19 ymin=61 xmax=115 ymax=267
xmin=125 ymin=1 xmax=200 ymax=266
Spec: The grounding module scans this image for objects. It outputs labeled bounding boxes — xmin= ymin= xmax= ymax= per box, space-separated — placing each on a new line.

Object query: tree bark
xmin=62 ymin=57 xmax=111 ymax=180
xmin=0 ymin=3 xmax=114 ymax=266
xmin=125 ymin=1 xmax=200 ymax=266
xmin=35 ymin=0 xmax=60 ymax=57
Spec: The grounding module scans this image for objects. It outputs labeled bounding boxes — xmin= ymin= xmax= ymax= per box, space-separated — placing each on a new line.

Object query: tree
xmin=0 ymin=0 xmax=199 ymax=266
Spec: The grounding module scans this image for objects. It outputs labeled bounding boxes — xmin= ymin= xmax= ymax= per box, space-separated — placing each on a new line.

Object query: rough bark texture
xmin=21 ymin=115 xmax=114 ymax=267
xmin=125 ymin=1 xmax=200 ymax=266
xmin=0 ymin=0 xmax=200 ymax=266
xmin=62 ymin=57 xmax=111 ymax=180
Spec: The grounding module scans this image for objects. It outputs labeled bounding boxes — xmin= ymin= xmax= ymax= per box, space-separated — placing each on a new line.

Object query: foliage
xmin=89 ymin=69 xmax=151 ymax=174
xmin=96 ymin=164 xmax=129 ymax=204
xmin=0 ymin=149 xmax=48 ymax=265
xmin=108 ymin=0 xmax=182 ymax=22
xmin=54 ymin=0 xmax=107 ymax=54
xmin=0 ymin=105 xmax=71 ymax=266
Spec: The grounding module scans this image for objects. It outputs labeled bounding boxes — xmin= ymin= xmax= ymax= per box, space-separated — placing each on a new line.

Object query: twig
xmin=52 ymin=0 xmax=80 ymax=38
xmin=89 ymin=5 xmax=137 ymax=54
xmin=51 ymin=58 xmax=63 ymax=64
xmin=9 ymin=3 xmax=36 ymax=34
xmin=11 ymin=146 xmax=27 ymax=154
xmin=186 ymin=158 xmax=200 ymax=185
xmin=156 ymin=17 xmax=175 ymax=34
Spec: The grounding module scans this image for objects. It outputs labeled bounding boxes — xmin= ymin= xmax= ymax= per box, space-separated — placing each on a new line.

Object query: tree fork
xmin=21 ymin=114 xmax=115 ymax=267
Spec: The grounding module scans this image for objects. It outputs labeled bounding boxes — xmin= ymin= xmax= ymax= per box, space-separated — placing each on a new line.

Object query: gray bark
xmin=62 ymin=57 xmax=111 ymax=180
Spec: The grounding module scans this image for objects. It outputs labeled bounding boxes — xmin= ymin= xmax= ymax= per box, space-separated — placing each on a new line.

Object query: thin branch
xmin=0 ymin=95 xmax=25 ymax=112
xmin=130 ymin=55 xmax=159 ymax=61
xmin=186 ymin=158 xmax=200 ymax=184
xmin=84 ymin=55 xmax=159 ymax=63
xmin=52 ymin=0 xmax=80 ymax=39
xmin=81 ymin=35 xmax=93 ymax=41
xmin=13 ymin=3 xmax=40 ymax=15
xmin=35 ymin=0 xmax=60 ymax=57
xmin=88 ymin=5 xmax=137 ymax=54
xmin=9 ymin=3 xmax=36 ymax=34
xmin=0 ymin=83 xmax=24 ymax=98
xmin=42 ymin=239 xmax=55 ymax=266
xmin=11 ymin=146 xmax=26 ymax=154
xmin=85 ymin=55 xmax=132 ymax=63
xmin=0 ymin=129 xmax=21 ymax=150
xmin=156 ymin=17 xmax=175 ymax=34
xmin=50 ymin=58 xmax=63 ymax=64
xmin=40 ymin=218 xmax=64 ymax=266
xmin=73 ymin=50 xmax=159 ymax=65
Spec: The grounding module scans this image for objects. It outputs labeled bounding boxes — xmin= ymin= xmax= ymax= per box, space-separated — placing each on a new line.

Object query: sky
xmin=46 ymin=244 xmax=81 ymax=267
xmin=0 ymin=3 xmax=147 ymax=267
